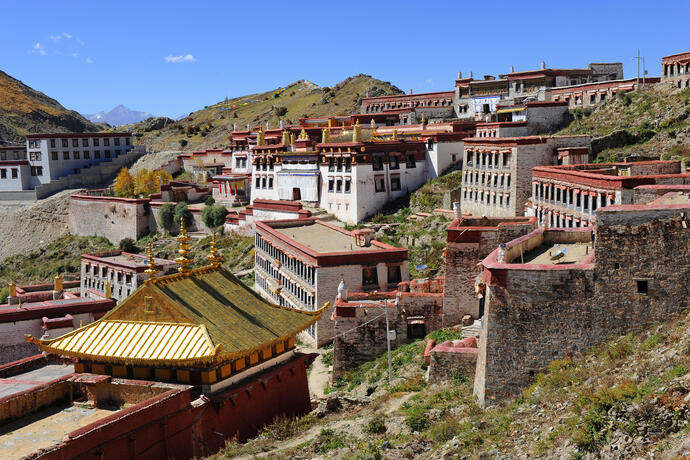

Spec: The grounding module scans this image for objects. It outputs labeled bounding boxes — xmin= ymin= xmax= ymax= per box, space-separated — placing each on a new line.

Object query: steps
xmin=303 ymin=206 xmax=342 ymax=226
xmin=462 ymin=319 xmax=482 ymax=338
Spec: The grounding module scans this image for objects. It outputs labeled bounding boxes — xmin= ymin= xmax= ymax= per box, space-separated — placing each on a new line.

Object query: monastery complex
xmin=0 ymin=51 xmax=688 ymax=459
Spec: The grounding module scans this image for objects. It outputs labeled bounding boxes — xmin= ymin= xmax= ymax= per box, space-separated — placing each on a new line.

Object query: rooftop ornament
xmin=176 ymin=218 xmax=193 ymax=274
xmin=207 ymin=232 xmax=224 ymax=267
xmin=144 ymin=242 xmax=159 ymax=279
xmin=298 ymin=128 xmax=309 ymax=140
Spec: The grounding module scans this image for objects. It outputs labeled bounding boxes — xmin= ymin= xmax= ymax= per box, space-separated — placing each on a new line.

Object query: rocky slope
xmin=0 ymin=70 xmax=101 ymax=143
xmin=559 ymin=83 xmax=690 ymax=162
xmin=121 ymin=74 xmax=403 ymax=152
xmin=212 ymin=310 xmax=690 ymax=459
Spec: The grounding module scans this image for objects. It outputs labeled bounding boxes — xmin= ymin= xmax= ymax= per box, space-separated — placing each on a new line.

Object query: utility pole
xmin=643 ymin=56 xmax=647 ymax=87
xmin=633 ymin=50 xmax=641 ymax=89
xmin=384 ymin=299 xmax=392 ymax=386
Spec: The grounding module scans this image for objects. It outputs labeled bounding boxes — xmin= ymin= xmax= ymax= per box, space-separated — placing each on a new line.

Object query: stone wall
xmin=474 ymin=204 xmax=690 ymax=406
xmin=332 ymin=292 xmax=443 ymax=379
xmin=429 ymin=347 xmax=477 ymax=384
xmin=69 ymin=195 xmax=151 ymax=244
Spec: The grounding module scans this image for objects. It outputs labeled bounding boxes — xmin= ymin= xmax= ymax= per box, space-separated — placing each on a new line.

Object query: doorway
xmin=292 ymin=187 xmax=301 ymax=200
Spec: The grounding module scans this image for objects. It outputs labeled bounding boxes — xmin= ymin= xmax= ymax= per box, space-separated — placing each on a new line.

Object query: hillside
xmin=559 ymin=83 xmax=690 ymax=162
xmin=212 ymin=309 xmax=690 ymax=459
xmin=0 ymin=70 xmax=101 ymax=143
xmin=121 ymin=74 xmax=403 ymax=152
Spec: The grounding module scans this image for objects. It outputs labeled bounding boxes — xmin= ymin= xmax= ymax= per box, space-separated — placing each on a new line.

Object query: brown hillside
xmin=0 ymin=70 xmax=101 ymax=143
xmin=122 ymin=74 xmax=403 ymax=152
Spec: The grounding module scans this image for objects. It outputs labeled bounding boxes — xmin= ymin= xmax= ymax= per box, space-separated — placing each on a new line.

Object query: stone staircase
xmin=462 ymin=319 xmax=482 ymax=338
xmin=304 ymin=206 xmax=342 ymax=226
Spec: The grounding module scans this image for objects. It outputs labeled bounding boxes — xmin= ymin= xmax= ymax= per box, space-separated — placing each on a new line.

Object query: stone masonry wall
xmin=69 ymin=197 xmax=150 ymax=244
xmin=429 ymin=349 xmax=477 ymax=384
xmin=475 ymin=206 xmax=690 ymax=406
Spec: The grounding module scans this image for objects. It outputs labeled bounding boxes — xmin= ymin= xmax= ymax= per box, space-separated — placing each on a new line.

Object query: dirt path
xmin=300 ymin=346 xmax=329 ymax=399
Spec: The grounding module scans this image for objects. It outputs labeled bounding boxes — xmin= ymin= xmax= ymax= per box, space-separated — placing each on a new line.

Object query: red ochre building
xmin=528 ymin=160 xmax=690 ymax=228
xmin=2 ymin=229 xmax=326 ymax=458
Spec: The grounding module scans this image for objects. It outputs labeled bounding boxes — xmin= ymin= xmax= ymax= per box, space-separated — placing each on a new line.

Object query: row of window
xmin=0 ymin=151 xmax=26 ymax=161
xmin=43 ymin=137 xmax=131 ymax=149
xmin=534 ymin=185 xmax=614 ymax=210
xmin=372 ymin=154 xmax=416 ymax=171
xmin=464 ymin=189 xmax=511 ymax=207
xmin=235 ymin=157 xmax=248 ymax=169
xmin=255 ymin=234 xmax=315 ymax=286
xmin=83 ymin=265 xmax=134 ymax=284
xmin=0 ymin=168 xmax=18 ymax=179
xmin=51 ymin=150 xmax=115 ymax=161
xmin=328 ymin=177 xmax=351 ymax=194
xmin=663 ymin=62 xmax=690 ymax=76
xmin=464 ymin=171 xmax=511 ymax=188
xmin=362 ymin=265 xmax=402 ymax=287
xmin=255 ymin=175 xmax=274 ymax=190
xmin=374 ymin=174 xmax=402 ymax=193
xmin=465 ymin=151 xmax=510 ymax=169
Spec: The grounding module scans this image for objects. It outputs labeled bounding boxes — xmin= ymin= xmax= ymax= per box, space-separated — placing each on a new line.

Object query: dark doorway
xmin=292 ymin=188 xmax=301 ymax=200
xmin=407 ymin=321 xmax=426 ymax=340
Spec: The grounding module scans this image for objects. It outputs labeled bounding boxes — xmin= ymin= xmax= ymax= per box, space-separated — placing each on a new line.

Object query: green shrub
xmin=118 ymin=238 xmax=138 ymax=253
xmin=178 ymin=139 xmax=188 ymax=147
xmin=158 ymin=203 xmax=175 ymax=231
xmin=321 ymin=350 xmax=334 ymax=367
xmin=602 ymin=333 xmax=635 ymax=362
xmin=617 ymin=92 xmax=633 ymax=106
xmin=202 ymin=205 xmax=228 ymax=229
xmin=0 ymin=287 xmax=8 ymax=304
xmin=405 ymin=408 xmax=429 ymax=432
xmin=427 ymin=417 xmax=460 ymax=442
xmin=642 ymin=333 xmax=662 ymax=350
xmin=364 ymin=414 xmax=387 ymax=434
xmin=204 ymin=196 xmax=215 ymax=206
xmin=317 ymin=428 xmax=346 ymax=452
xmin=173 ymin=202 xmax=193 ymax=228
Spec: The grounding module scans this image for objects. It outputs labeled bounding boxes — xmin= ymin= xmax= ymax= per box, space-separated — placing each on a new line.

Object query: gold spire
xmin=281 ymin=130 xmax=290 ymax=145
xmin=352 ymin=120 xmax=362 ymax=143
xmin=290 ymin=132 xmax=295 ymax=145
xmin=207 ymin=232 xmax=224 ymax=267
xmin=256 ymin=126 xmax=265 ymax=146
xmin=144 ymin=242 xmax=159 ymax=279
xmin=421 ymin=112 xmax=426 ymax=125
xmin=54 ymin=273 xmax=63 ymax=292
xmin=176 ymin=218 xmax=193 ymax=274
xmin=370 ymin=118 xmax=375 ymax=129
xmin=298 ymin=128 xmax=308 ymax=140
xmin=321 ymin=128 xmax=330 ymax=144
xmin=392 ymin=129 xmax=398 ymax=141
xmin=9 ymin=281 xmax=16 ymax=298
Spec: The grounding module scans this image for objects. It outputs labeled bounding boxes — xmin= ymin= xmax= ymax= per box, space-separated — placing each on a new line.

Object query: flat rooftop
xmin=83 ymin=251 xmax=176 ymax=269
xmin=656 ymin=192 xmax=690 ymax=205
xmin=275 ymin=222 xmax=375 ymax=253
xmin=0 ymin=363 xmax=73 ymax=399
xmin=1 ymin=403 xmax=117 ymax=459
xmin=520 ymin=242 xmax=593 ymax=265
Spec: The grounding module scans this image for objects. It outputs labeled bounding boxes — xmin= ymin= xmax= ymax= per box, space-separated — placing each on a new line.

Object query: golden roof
xmin=27 ymin=265 xmax=326 ymax=366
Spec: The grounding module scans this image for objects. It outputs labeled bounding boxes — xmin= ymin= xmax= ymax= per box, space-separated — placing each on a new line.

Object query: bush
xmin=178 ymin=139 xmax=188 ymax=147
xmin=427 ymin=417 xmax=460 ymax=442
xmin=0 ymin=287 xmax=8 ymax=304
xmin=405 ymin=409 xmax=429 ymax=432
xmin=204 ymin=196 xmax=215 ymax=206
xmin=201 ymin=205 xmax=228 ymax=229
xmin=159 ymin=203 xmax=175 ymax=231
xmin=119 ymin=238 xmax=138 ymax=253
xmin=617 ymin=91 xmax=633 ymax=106
xmin=274 ymin=106 xmax=288 ymax=116
xmin=364 ymin=414 xmax=387 ymax=434
xmin=174 ymin=202 xmax=193 ymax=228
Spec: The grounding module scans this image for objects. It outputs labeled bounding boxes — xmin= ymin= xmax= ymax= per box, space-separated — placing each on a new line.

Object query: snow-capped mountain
xmin=85 ymin=105 xmax=153 ymax=126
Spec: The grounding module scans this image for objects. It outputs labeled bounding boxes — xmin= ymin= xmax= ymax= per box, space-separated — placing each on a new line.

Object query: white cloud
xmin=165 ymin=54 xmax=196 ymax=63
xmin=71 ymin=52 xmax=78 ymax=57
xmin=31 ymin=42 xmax=46 ymax=55
xmin=49 ymin=35 xmax=61 ymax=41
xmin=85 ymin=57 xmax=94 ymax=64
xmin=62 ymin=32 xmax=72 ymax=39
xmin=425 ymin=78 xmax=434 ymax=85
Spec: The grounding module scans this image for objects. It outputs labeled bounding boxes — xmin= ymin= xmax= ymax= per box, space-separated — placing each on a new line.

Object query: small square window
xmin=636 ymin=280 xmax=648 ymax=294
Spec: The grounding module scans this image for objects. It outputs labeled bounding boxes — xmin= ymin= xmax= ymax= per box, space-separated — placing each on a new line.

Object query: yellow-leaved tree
xmin=113 ymin=167 xmax=135 ymax=197
xmin=134 ymin=169 xmax=173 ymax=197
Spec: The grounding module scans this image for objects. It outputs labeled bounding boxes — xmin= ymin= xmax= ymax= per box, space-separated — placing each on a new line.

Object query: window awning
xmin=496 ymin=107 xmax=526 ymax=114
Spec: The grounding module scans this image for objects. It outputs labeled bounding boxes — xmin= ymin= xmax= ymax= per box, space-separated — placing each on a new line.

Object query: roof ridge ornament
xmin=207 ymin=232 xmax=224 ymax=267
xmin=176 ymin=218 xmax=193 ymax=274
xmin=144 ymin=242 xmax=159 ymax=279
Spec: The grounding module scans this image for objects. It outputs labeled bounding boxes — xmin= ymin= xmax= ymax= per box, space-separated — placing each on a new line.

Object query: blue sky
xmin=1 ymin=0 xmax=688 ymax=118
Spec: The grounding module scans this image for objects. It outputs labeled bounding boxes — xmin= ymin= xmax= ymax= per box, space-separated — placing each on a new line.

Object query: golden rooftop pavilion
xmin=27 ymin=221 xmax=326 ymax=390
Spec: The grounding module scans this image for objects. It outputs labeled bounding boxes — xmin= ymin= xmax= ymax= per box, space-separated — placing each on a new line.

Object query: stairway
xmin=462 ymin=319 xmax=482 ymax=338
xmin=303 ymin=206 xmax=341 ymax=226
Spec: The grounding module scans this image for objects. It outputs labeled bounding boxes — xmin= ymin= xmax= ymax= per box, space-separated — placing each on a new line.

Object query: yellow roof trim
xmin=496 ymin=107 xmax=526 ymax=114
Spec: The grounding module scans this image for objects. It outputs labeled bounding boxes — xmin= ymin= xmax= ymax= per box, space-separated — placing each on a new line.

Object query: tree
xmin=202 ymin=205 xmax=228 ymax=229
xmin=119 ymin=238 xmax=138 ymax=253
xmin=113 ymin=167 xmax=135 ymax=197
xmin=204 ymin=196 xmax=215 ymax=206
xmin=174 ymin=202 xmax=193 ymax=228
xmin=179 ymin=139 xmax=188 ymax=147
xmin=159 ymin=203 xmax=175 ymax=231
xmin=134 ymin=169 xmax=173 ymax=197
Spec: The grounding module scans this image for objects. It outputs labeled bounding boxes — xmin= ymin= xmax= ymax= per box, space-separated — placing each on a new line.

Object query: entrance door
xmin=407 ymin=322 xmax=426 ymax=340
xmin=292 ymin=187 xmax=301 ymax=200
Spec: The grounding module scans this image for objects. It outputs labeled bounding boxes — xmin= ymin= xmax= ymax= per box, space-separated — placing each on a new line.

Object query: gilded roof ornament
xmin=144 ymin=242 xmax=159 ymax=279
xmin=176 ymin=218 xmax=193 ymax=274
xmin=9 ymin=281 xmax=16 ymax=298
xmin=352 ymin=120 xmax=362 ymax=143
xmin=281 ymin=130 xmax=290 ymax=145
xmin=321 ymin=128 xmax=330 ymax=144
xmin=207 ymin=232 xmax=224 ymax=267
xmin=392 ymin=129 xmax=398 ymax=140
xmin=298 ymin=128 xmax=308 ymax=140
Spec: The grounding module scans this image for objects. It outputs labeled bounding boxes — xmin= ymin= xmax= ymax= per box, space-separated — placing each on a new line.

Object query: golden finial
xmin=298 ymin=128 xmax=308 ymax=140
xmin=352 ymin=120 xmax=362 ymax=143
xmin=290 ymin=132 xmax=295 ymax=145
xmin=104 ymin=280 xmax=112 ymax=299
xmin=144 ymin=242 xmax=159 ymax=279
xmin=79 ymin=320 xmax=83 ymax=328
xmin=421 ymin=112 xmax=426 ymax=125
xmin=328 ymin=118 xmax=332 ymax=128
xmin=392 ymin=129 xmax=398 ymax=140
xmin=256 ymin=126 xmax=265 ymax=145
xmin=207 ymin=232 xmax=223 ymax=267
xmin=176 ymin=218 xmax=193 ymax=273
xmin=54 ymin=273 xmax=63 ymax=292
xmin=281 ymin=130 xmax=290 ymax=145
xmin=370 ymin=118 xmax=375 ymax=129
xmin=321 ymin=128 xmax=330 ymax=144
xmin=9 ymin=281 xmax=16 ymax=298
